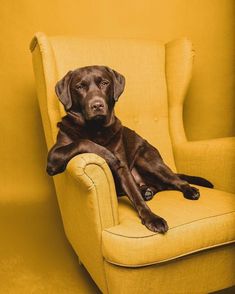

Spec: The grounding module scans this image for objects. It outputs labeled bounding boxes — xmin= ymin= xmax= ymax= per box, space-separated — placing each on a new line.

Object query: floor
xmin=0 ymin=194 xmax=101 ymax=294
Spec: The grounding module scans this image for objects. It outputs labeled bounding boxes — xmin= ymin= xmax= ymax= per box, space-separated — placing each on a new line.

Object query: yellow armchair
xmin=30 ymin=32 xmax=235 ymax=294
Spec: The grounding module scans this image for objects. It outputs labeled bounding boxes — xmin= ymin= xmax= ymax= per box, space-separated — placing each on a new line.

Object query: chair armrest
xmin=174 ymin=137 xmax=235 ymax=193
xmin=66 ymin=152 xmax=119 ymax=229
xmin=54 ymin=153 xmax=119 ymax=292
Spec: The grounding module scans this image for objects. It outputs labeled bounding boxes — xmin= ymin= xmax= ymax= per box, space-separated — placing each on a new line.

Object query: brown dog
xmin=47 ymin=65 xmax=213 ymax=233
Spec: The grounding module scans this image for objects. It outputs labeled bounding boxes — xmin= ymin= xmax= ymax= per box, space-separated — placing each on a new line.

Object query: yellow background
xmin=0 ymin=2 xmax=234 ymax=292
xmin=0 ymin=0 xmax=234 ymax=200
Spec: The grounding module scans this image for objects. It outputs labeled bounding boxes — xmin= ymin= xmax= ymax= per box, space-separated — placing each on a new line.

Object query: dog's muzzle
xmin=90 ymin=98 xmax=105 ymax=112
xmin=86 ymin=97 xmax=108 ymax=121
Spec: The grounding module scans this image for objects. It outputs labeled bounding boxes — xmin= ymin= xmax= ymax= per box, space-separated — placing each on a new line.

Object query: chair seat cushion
xmin=102 ymin=186 xmax=235 ymax=267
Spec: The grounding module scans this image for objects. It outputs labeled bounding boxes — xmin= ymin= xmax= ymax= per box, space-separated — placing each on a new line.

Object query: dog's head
xmin=55 ymin=65 xmax=125 ymax=126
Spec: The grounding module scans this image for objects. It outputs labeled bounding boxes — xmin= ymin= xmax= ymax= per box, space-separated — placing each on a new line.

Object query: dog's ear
xmin=55 ymin=71 xmax=73 ymax=111
xmin=105 ymin=67 xmax=125 ymax=101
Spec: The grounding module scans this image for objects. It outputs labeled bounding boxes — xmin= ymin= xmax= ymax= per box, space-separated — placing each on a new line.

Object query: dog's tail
xmin=177 ymin=174 xmax=214 ymax=188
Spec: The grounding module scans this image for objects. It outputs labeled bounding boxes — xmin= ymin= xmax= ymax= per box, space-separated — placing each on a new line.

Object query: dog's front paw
xmin=141 ymin=213 xmax=169 ymax=233
xmin=46 ymin=166 xmax=58 ymax=176
xmin=183 ymin=186 xmax=200 ymax=200
xmin=46 ymin=162 xmax=66 ymax=176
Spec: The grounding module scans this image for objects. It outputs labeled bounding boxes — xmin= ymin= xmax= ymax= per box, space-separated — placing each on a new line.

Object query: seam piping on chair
xmin=82 ymin=160 xmax=117 ymax=294
xmin=163 ymin=43 xmax=178 ymax=170
xmin=165 ymin=39 xmax=192 ymax=146
xmin=103 ymin=210 xmax=235 ymax=239
xmin=77 ymin=160 xmax=109 ymax=293
xmin=84 ymin=161 xmax=117 ymax=226
xmin=67 ymin=157 xmax=93 ymax=190
xmin=98 ymin=162 xmax=119 ymax=294
xmin=57 ymin=144 xmax=113 ymax=291
xmin=85 ymin=163 xmax=111 ymax=294
xmin=69 ymin=157 xmax=102 ymax=190
xmin=35 ymin=43 xmax=54 ymax=143
xmin=104 ymin=240 xmax=235 ymax=268
xmin=34 ymin=34 xmax=58 ymax=146
xmin=69 ymin=155 xmax=117 ymax=226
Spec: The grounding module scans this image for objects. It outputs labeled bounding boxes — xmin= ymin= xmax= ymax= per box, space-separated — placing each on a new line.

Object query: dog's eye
xmin=100 ymin=80 xmax=109 ymax=87
xmin=76 ymin=84 xmax=85 ymax=90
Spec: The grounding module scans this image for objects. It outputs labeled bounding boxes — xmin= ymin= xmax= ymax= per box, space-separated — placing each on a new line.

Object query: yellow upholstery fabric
xmin=103 ymin=187 xmax=235 ymax=266
xmin=35 ymin=34 xmax=177 ymax=169
xmin=165 ymin=39 xmax=235 ymax=193
xmin=53 ymin=157 xmax=119 ymax=292
xmin=166 ymin=38 xmax=194 ymax=144
xmin=104 ymin=244 xmax=235 ymax=294
xmin=173 ymin=137 xmax=235 ymax=194
xmin=31 ymin=32 xmax=235 ymax=294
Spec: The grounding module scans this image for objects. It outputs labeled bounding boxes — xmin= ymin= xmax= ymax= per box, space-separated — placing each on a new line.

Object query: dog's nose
xmin=91 ymin=101 xmax=104 ymax=111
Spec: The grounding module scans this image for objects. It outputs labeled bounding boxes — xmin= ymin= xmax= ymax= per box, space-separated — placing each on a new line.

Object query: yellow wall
xmin=1 ymin=0 xmax=234 ymax=201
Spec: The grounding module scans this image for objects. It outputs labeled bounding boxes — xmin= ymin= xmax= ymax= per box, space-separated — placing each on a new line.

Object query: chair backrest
xmin=31 ymin=33 xmax=176 ymax=170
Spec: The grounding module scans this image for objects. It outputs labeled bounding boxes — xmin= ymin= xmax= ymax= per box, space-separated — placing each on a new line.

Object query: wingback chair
xmin=30 ymin=32 xmax=235 ymax=294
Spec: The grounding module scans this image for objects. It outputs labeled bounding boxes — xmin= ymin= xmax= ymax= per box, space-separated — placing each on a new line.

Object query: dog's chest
xmin=87 ymin=128 xmax=122 ymax=148
xmin=90 ymin=130 xmax=108 ymax=146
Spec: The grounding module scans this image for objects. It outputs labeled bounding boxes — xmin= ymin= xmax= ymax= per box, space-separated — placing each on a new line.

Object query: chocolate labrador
xmin=46 ymin=65 xmax=213 ymax=233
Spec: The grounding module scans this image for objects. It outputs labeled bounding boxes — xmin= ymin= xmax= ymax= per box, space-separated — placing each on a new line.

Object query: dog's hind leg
xmin=134 ymin=145 xmax=200 ymax=201
xmin=131 ymin=167 xmax=158 ymax=201
xmin=139 ymin=185 xmax=158 ymax=201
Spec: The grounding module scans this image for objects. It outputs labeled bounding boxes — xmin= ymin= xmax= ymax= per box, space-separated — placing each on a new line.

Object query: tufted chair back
xmin=30 ymin=33 xmax=186 ymax=170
